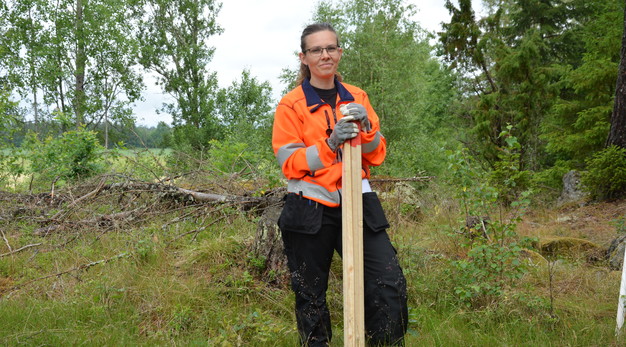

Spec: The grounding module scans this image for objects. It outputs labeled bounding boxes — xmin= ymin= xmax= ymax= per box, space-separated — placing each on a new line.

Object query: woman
xmin=272 ymin=22 xmax=408 ymax=346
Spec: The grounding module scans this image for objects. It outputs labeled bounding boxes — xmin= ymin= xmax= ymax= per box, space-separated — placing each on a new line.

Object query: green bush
xmin=446 ymin=147 xmax=534 ymax=307
xmin=206 ymin=139 xmax=283 ymax=189
xmin=164 ymin=138 xmax=283 ymax=191
xmin=530 ymin=160 xmax=572 ymax=202
xmin=581 ymin=145 xmax=626 ymax=200
xmin=22 ymin=128 xmax=107 ymax=182
xmin=0 ymin=90 xmax=24 ymax=188
xmin=488 ymin=125 xmax=531 ymax=205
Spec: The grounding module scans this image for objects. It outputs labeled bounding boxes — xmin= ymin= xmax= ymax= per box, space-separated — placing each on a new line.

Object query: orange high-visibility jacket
xmin=272 ymin=78 xmax=386 ymax=207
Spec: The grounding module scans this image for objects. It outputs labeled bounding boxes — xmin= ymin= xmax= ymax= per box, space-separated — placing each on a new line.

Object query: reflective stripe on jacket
xmin=272 ymin=78 xmax=386 ymax=207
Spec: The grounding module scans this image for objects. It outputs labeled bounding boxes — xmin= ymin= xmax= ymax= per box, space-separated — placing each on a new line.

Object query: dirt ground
xmin=519 ymin=199 xmax=626 ymax=249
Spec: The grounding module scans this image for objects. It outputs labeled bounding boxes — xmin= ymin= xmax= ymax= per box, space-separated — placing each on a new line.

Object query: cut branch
xmin=4 ymin=252 xmax=128 ymax=297
xmin=370 ymin=176 xmax=435 ymax=183
xmin=103 ymin=181 xmax=268 ymax=208
xmin=0 ymin=243 xmax=43 ymax=258
xmin=1 ymin=229 xmax=12 ymax=252
xmin=49 ymin=177 xmax=107 ymax=221
xmin=36 ymin=208 xmax=143 ymax=236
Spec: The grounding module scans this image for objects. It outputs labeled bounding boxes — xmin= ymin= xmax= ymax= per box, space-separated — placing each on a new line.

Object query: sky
xmin=134 ymin=0 xmax=454 ymax=127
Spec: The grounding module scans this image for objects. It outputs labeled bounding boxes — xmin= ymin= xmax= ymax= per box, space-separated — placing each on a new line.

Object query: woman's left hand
xmin=340 ymin=103 xmax=371 ymax=132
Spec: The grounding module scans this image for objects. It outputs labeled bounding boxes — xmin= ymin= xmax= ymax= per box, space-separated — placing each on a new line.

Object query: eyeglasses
xmin=304 ymin=45 xmax=341 ymax=57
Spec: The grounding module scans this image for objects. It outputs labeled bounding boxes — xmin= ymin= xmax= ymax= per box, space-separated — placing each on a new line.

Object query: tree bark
xmin=607 ymin=5 xmax=626 ymax=148
xmin=250 ymin=204 xmax=288 ymax=283
xmin=28 ymin=8 xmax=39 ymax=132
xmin=74 ymin=0 xmax=86 ymax=127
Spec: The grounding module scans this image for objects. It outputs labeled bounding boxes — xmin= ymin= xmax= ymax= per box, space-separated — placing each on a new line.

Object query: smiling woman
xmin=296 ymin=25 xmax=343 ymax=89
xmin=271 ymin=22 xmax=408 ymax=346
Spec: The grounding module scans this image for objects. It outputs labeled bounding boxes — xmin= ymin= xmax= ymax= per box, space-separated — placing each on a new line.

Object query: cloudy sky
xmin=134 ymin=0 xmax=454 ymax=126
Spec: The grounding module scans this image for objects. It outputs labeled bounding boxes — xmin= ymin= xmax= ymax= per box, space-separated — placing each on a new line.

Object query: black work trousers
xmin=279 ymin=193 xmax=408 ymax=346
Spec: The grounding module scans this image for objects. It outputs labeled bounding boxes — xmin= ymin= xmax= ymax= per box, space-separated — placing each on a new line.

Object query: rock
xmin=556 ymin=215 xmax=573 ymax=223
xmin=379 ymin=182 xmax=421 ymax=220
xmin=607 ymin=234 xmax=626 ymax=270
xmin=539 ymin=237 xmax=601 ymax=260
xmin=557 ymin=170 xmax=588 ymax=206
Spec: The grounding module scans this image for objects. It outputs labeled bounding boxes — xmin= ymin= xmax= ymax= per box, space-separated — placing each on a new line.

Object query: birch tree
xmin=138 ymin=0 xmax=223 ymax=150
xmin=1 ymin=0 xmax=144 ymax=134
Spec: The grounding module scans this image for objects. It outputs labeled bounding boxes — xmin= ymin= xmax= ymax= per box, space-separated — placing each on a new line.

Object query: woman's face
xmin=299 ymin=30 xmax=342 ymax=84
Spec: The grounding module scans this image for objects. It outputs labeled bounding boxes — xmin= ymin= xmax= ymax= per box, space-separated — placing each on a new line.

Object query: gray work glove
xmin=340 ymin=103 xmax=371 ymax=132
xmin=327 ymin=115 xmax=359 ymax=152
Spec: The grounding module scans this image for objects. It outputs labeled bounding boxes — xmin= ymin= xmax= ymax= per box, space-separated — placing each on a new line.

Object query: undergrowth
xmin=0 ymin=147 xmax=623 ymax=346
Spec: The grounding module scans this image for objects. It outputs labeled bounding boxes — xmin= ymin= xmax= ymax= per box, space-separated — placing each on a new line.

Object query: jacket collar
xmin=302 ymin=78 xmax=355 ymax=113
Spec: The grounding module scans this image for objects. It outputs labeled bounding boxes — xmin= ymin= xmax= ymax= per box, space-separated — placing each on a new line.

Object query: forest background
xmin=1 ymin=0 xmax=626 ymax=345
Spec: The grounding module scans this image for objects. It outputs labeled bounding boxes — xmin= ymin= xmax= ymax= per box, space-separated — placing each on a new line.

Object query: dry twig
xmin=168 ymin=214 xmax=231 ymax=244
xmin=0 ymin=243 xmax=42 ymax=257
xmin=3 ymin=252 xmax=128 ymax=297
xmin=49 ymin=177 xmax=107 ymax=221
xmin=0 ymin=229 xmax=12 ymax=252
xmin=35 ymin=208 xmax=144 ymax=236
xmin=370 ymin=175 xmax=435 ymax=183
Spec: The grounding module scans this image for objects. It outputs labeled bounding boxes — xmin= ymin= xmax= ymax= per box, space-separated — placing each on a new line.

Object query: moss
xmin=539 ymin=237 xmax=601 ymax=259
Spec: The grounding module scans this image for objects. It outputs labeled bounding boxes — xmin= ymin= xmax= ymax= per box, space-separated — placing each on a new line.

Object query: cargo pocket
xmin=278 ymin=193 xmax=324 ymax=234
xmin=363 ymin=192 xmax=390 ymax=232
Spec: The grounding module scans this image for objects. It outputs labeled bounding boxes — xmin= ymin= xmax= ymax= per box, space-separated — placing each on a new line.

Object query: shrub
xmin=580 ymin=145 xmax=626 ymax=200
xmin=22 ymin=128 xmax=107 ymax=182
xmin=0 ymin=91 xmax=23 ymax=188
xmin=488 ymin=125 xmax=531 ymax=205
xmin=446 ymin=147 xmax=534 ymax=307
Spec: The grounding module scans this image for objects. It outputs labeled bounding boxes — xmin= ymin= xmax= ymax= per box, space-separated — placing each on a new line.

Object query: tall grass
xmin=0 ymin=152 xmax=623 ymax=346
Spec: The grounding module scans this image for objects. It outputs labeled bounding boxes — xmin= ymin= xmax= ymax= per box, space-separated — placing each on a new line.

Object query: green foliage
xmin=113 ymin=149 xmax=170 ymax=182
xmin=216 ymin=69 xmax=275 ymax=156
xmin=21 ymin=127 xmax=108 ymax=182
xmin=580 ymin=145 xmax=626 ymax=200
xmin=138 ymin=0 xmax=223 ymax=151
xmin=453 ymin=235 xmax=527 ymax=305
xmin=206 ymin=139 xmax=283 ymax=188
xmin=440 ymin=0 xmax=609 ymax=171
xmin=446 ymin=147 xmax=534 ymax=307
xmin=529 ymin=159 xmax=572 ymax=200
xmin=1 ymin=0 xmax=144 ymax=128
xmin=0 ymin=90 xmax=25 ymax=187
xmin=488 ymin=125 xmax=531 ymax=204
xmin=98 ymin=122 xmax=172 ymax=149
xmin=446 ymin=147 xmax=499 ymax=218
xmin=206 ymin=139 xmax=254 ymax=174
xmin=541 ymin=0 xmax=622 ymax=167
xmin=312 ymin=0 xmax=459 ymax=177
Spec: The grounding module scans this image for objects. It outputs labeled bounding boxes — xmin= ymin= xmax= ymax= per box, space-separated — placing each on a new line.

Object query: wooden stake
xmin=616 ymin=244 xmax=626 ymax=336
xmin=342 ymin=131 xmax=365 ymax=346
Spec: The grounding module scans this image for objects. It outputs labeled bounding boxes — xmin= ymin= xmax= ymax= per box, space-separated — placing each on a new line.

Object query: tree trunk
xmin=74 ymin=0 xmax=86 ymax=128
xmin=104 ymin=111 xmax=109 ymax=149
xmin=250 ymin=204 xmax=288 ymax=284
xmin=28 ymin=8 xmax=39 ymax=133
xmin=607 ymin=5 xmax=626 ymax=148
xmin=54 ymin=2 xmax=66 ymax=120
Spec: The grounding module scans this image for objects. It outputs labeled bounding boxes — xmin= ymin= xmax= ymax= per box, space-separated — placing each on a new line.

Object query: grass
xmin=2 ymin=201 xmax=622 ymax=347
xmin=0 ymin=154 xmax=625 ymax=346
xmin=0 ymin=210 xmax=301 ymax=346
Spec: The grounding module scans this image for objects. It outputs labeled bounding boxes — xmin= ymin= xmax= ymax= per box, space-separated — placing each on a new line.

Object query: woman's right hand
xmin=326 ymin=116 xmax=358 ymax=152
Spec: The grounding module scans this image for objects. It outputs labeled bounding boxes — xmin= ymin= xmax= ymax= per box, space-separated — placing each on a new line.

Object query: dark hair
xmin=296 ymin=22 xmax=343 ymax=85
